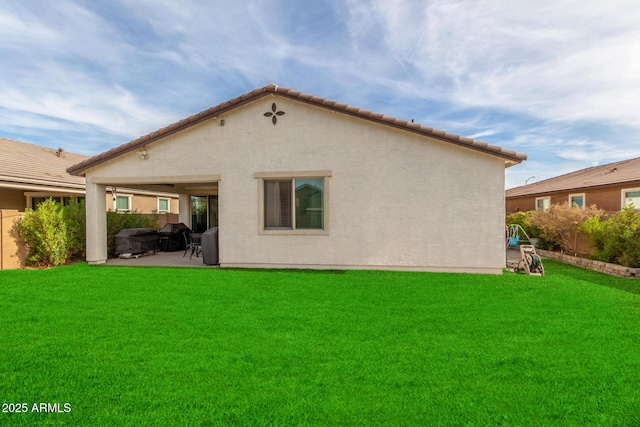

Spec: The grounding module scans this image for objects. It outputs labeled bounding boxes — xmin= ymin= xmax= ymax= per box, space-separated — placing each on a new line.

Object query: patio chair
xmin=183 ymin=232 xmax=202 ymax=259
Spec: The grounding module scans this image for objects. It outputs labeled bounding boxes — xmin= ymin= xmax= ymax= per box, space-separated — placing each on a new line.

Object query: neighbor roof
xmin=506 ymin=157 xmax=640 ymax=198
xmin=1 ymin=138 xmax=88 ymax=190
xmin=68 ymin=84 xmax=526 ymax=176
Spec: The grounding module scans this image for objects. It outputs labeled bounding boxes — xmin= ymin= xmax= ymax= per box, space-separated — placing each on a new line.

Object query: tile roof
xmin=1 ymin=138 xmax=88 ymax=189
xmin=68 ymin=84 xmax=526 ymax=176
xmin=506 ymin=157 xmax=640 ymax=198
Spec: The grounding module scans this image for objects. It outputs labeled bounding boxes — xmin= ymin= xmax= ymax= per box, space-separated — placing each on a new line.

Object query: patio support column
xmin=179 ymin=193 xmax=190 ymax=226
xmin=86 ymin=181 xmax=107 ymax=265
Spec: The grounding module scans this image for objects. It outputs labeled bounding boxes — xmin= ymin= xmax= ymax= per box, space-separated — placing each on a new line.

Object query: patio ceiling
xmin=92 ymin=176 xmax=220 ymax=195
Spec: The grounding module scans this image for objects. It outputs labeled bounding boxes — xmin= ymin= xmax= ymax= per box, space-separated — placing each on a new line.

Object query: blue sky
xmin=1 ymin=0 xmax=639 ymax=189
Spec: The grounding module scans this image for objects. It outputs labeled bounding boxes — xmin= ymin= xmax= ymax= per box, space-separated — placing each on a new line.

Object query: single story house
xmin=68 ymin=84 xmax=526 ymax=273
xmin=0 ymin=138 xmax=181 ymax=269
xmin=506 ymin=157 xmax=640 ymax=214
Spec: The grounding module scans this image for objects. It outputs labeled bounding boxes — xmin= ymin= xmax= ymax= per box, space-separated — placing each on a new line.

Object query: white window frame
xmin=255 ymin=170 xmax=331 ymax=235
xmin=568 ymin=193 xmax=585 ymax=210
xmin=157 ymin=197 xmax=171 ymax=213
xmin=114 ymin=194 xmax=133 ymax=212
xmin=621 ymin=187 xmax=640 ymax=210
xmin=535 ymin=196 xmax=550 ymax=211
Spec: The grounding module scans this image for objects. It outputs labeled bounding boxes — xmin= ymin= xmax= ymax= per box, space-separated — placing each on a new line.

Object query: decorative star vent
xmin=264 ymin=103 xmax=285 ymax=125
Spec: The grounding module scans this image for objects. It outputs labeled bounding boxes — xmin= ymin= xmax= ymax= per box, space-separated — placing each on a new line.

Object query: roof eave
xmin=506 ymin=179 xmax=640 ymax=198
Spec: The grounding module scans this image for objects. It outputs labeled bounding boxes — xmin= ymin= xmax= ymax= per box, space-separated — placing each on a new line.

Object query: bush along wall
xmin=17 ymin=198 xmax=159 ymax=266
xmin=510 ymin=204 xmax=640 ymax=269
xmin=17 ymin=198 xmax=69 ymax=267
xmin=582 ymin=205 xmax=640 ymax=268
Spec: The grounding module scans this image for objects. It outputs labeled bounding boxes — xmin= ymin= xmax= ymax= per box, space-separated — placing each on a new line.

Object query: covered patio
xmin=106 ymin=249 xmax=217 ymax=268
xmin=80 ymin=177 xmax=220 ymax=265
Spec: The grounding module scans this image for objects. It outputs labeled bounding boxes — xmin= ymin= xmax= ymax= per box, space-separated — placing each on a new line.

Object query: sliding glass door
xmin=191 ymin=195 xmax=218 ymax=233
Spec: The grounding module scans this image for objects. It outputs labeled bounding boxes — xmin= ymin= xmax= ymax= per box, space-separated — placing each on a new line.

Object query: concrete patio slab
xmin=106 ymin=250 xmax=217 ymax=268
xmin=107 ymin=249 xmax=521 ymax=270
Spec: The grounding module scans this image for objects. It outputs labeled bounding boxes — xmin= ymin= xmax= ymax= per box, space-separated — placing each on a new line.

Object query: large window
xmin=256 ymin=171 xmax=330 ymax=234
xmin=622 ymin=189 xmax=640 ymax=209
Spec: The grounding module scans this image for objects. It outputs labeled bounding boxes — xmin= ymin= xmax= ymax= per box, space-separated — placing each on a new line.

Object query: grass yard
xmin=1 ymin=261 xmax=639 ymax=426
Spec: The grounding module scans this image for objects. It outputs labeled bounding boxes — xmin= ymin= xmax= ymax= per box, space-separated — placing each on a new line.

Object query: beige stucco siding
xmin=84 ymin=96 xmax=506 ymax=272
xmin=0 ymin=188 xmax=25 ymax=210
xmin=0 ymin=210 xmax=26 ymax=269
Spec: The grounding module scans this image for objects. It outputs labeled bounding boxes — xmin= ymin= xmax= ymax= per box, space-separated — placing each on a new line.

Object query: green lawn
xmin=1 ymin=261 xmax=639 ymax=426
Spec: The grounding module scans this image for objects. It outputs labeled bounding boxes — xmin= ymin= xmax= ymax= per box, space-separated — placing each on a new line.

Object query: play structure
xmin=506 ymin=224 xmax=531 ymax=249
xmin=506 ymin=224 xmax=545 ymax=276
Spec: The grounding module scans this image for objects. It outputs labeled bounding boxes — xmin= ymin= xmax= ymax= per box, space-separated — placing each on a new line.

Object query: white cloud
xmin=353 ymin=0 xmax=640 ymax=128
xmin=0 ymin=0 xmax=183 ymax=143
xmin=0 ymin=0 xmax=639 ymax=187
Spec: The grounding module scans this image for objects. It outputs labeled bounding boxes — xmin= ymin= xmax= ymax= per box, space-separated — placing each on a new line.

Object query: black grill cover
xmin=201 ymin=227 xmax=219 ymax=265
xmin=115 ymin=228 xmax=159 ymax=255
xmin=158 ymin=222 xmax=190 ymax=251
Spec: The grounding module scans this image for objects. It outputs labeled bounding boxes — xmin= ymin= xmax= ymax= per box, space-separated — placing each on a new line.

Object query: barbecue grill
xmin=158 ymin=222 xmax=190 ymax=252
xmin=114 ymin=228 xmax=159 ymax=256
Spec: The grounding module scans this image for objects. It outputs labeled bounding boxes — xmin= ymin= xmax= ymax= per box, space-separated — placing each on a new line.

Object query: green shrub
xmin=106 ymin=212 xmax=158 ymax=255
xmin=16 ymin=198 xmax=68 ymax=267
xmin=580 ymin=214 xmax=606 ymax=253
xmin=17 ymin=199 xmax=159 ymax=265
xmin=528 ymin=203 xmax=603 ymax=255
xmin=63 ymin=197 xmax=86 ymax=260
xmin=585 ymin=206 xmax=640 ymax=267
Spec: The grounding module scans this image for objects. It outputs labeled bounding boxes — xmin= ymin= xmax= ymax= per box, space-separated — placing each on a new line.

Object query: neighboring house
xmin=0 ymin=138 xmax=180 ymax=270
xmin=68 ymin=84 xmax=526 ymax=273
xmin=0 ymin=138 xmax=179 ymax=214
xmin=506 ymin=157 xmax=640 ymax=214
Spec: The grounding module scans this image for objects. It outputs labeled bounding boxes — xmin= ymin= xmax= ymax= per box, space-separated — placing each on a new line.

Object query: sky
xmin=1 ymin=0 xmax=639 ymax=189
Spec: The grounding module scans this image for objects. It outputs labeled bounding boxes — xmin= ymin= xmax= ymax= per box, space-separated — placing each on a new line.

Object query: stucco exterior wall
xmin=0 ymin=188 xmax=27 ymax=210
xmin=85 ymin=96 xmax=507 ymax=273
xmin=0 ymin=210 xmax=26 ymax=269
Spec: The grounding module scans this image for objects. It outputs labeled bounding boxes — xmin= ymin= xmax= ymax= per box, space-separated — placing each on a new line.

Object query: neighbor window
xmin=115 ymin=195 xmax=132 ymax=212
xmin=535 ymin=197 xmax=550 ymax=211
xmin=255 ymin=171 xmax=330 ymax=234
xmin=62 ymin=196 xmax=84 ymax=206
xmin=158 ymin=198 xmax=170 ymax=213
xmin=569 ymin=194 xmax=585 ymax=209
xmin=622 ymin=189 xmax=640 ymax=209
xmin=30 ymin=196 xmax=84 ymax=209
xmin=31 ymin=197 xmax=47 ymax=209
